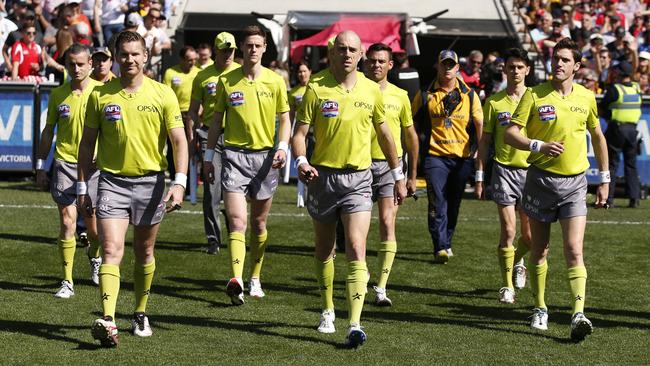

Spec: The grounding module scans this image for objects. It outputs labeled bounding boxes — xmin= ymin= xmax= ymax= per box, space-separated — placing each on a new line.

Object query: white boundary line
xmin=0 ymin=204 xmax=647 ymax=225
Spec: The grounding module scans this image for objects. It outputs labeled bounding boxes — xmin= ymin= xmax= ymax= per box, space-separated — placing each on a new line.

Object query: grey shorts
xmin=491 ymin=162 xmax=527 ymax=206
xmin=522 ymin=166 xmax=588 ymax=223
xmin=370 ymin=159 xmax=396 ymax=202
xmin=96 ymin=172 xmax=167 ymax=226
xmin=307 ymin=167 xmax=373 ymax=223
xmin=221 ymin=148 xmax=279 ymax=200
xmin=51 ymin=159 xmax=99 ymax=207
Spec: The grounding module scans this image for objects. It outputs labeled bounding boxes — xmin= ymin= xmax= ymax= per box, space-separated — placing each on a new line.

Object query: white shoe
xmin=249 ymin=278 xmax=265 ymax=298
xmin=530 ymin=308 xmax=548 ymax=331
xmin=498 ymin=287 xmax=515 ymax=304
xmin=89 ymin=257 xmax=102 ymax=286
xmin=131 ymin=312 xmax=153 ymax=337
xmin=226 ymin=277 xmax=245 ymax=305
xmin=446 ymin=248 xmax=454 ymax=257
xmin=513 ymin=261 xmax=527 ymax=289
xmin=373 ymin=286 xmax=392 ymax=307
xmin=317 ymin=309 xmax=336 ymax=333
xmin=91 ymin=316 xmax=119 ymax=347
xmin=54 ymin=280 xmax=74 ymax=298
xmin=345 ymin=323 xmax=367 ymax=348
xmin=570 ymin=312 xmax=593 ymax=341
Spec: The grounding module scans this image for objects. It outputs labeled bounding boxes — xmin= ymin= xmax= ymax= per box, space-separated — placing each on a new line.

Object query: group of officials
xmin=35 ymin=22 xmax=635 ymax=348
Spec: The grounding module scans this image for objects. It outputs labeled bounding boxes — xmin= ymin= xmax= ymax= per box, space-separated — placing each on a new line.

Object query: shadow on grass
xmin=0 ymin=319 xmax=100 ymax=349
xmin=153 ymin=240 xmax=207 ymax=253
xmin=0 ymin=233 xmax=54 ymax=245
xmin=152 ymin=314 xmax=350 ymax=349
xmin=0 ymin=279 xmax=57 ymax=294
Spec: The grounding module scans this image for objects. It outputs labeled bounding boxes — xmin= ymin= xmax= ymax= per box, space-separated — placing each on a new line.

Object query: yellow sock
xmin=376 ymin=241 xmax=396 ymax=289
xmin=58 ymin=237 xmax=76 ymax=283
xmin=513 ymin=237 xmax=530 ymax=264
xmin=250 ymin=231 xmax=268 ymax=279
xmin=347 ymin=261 xmax=368 ymax=325
xmin=315 ymin=257 xmax=335 ymax=311
xmin=498 ymin=246 xmax=515 ymax=289
xmin=530 ymin=261 xmax=548 ymax=309
xmin=568 ymin=266 xmax=587 ymax=315
xmin=134 ymin=260 xmax=156 ymax=313
xmin=229 ymin=231 xmax=246 ymax=279
xmin=99 ymin=264 xmax=120 ymax=318
xmin=87 ymin=235 xmax=101 ymax=259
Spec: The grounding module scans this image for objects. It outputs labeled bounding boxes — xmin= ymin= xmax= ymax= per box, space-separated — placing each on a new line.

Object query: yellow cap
xmin=327 ymin=36 xmax=336 ymax=50
xmin=214 ymin=32 xmax=237 ymax=50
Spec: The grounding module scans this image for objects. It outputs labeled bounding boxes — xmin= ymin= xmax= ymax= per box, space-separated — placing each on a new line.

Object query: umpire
xmin=600 ymin=61 xmax=642 ymax=208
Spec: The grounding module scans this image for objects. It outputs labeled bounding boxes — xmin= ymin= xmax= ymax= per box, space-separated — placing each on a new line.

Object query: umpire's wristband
xmin=529 ymin=139 xmax=543 ymax=152
xmin=599 ymin=170 xmax=611 ymax=184
xmin=203 ymin=149 xmax=215 ymax=162
xmin=76 ymin=181 xmax=88 ymax=195
xmin=295 ymin=155 xmax=308 ymax=168
xmin=35 ymin=159 xmax=45 ymax=170
xmin=173 ymin=172 xmax=187 ymax=189
xmin=391 ymin=167 xmax=405 ymax=182
xmin=277 ymin=141 xmax=289 ymax=155
xmin=475 ymin=170 xmax=484 ymax=182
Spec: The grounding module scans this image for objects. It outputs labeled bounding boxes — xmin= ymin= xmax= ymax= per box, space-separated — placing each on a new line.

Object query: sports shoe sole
xmin=346 ymin=329 xmax=367 ymax=348
xmin=375 ymin=298 xmax=392 ymax=307
xmin=91 ymin=320 xmax=119 ymax=347
xmin=226 ymin=279 xmax=244 ymax=305
xmin=571 ymin=320 xmax=593 ymax=341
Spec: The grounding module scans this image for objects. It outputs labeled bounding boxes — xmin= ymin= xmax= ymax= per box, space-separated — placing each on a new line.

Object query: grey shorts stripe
xmin=96 ymin=172 xmax=166 ymax=226
xmin=51 ymin=160 xmax=99 ymax=207
xmin=491 ymin=162 xmax=527 ymax=206
xmin=522 ymin=166 xmax=588 ymax=223
xmin=221 ymin=148 xmax=279 ymax=200
xmin=307 ymin=167 xmax=373 ymax=223
xmin=370 ymin=159 xmax=397 ymax=202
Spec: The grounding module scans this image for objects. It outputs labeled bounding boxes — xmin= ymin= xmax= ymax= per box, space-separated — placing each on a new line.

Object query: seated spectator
xmin=596 ymin=0 xmax=627 ymax=30
xmin=10 ymin=24 xmax=43 ymax=80
xmin=571 ymin=9 xmax=596 ymax=48
xmin=583 ymin=33 xmax=605 ymax=70
xmin=541 ymin=21 xmax=567 ymax=71
xmin=629 ymin=14 xmax=646 ymax=38
xmin=639 ymin=73 xmax=650 ymax=94
xmin=638 ymin=29 xmax=650 ymax=52
xmin=606 ymin=26 xmax=635 ymax=62
xmin=530 ymin=11 xmax=553 ymax=44
xmin=576 ymin=68 xmax=602 ymax=94
xmin=636 ymin=50 xmax=650 ymax=79
xmin=602 ymin=15 xmax=625 ymax=44
xmin=73 ymin=21 xmax=92 ymax=45
xmin=596 ymin=49 xmax=613 ymax=90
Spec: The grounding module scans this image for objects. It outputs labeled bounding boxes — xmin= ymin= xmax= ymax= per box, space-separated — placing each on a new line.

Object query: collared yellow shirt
xmin=483 ymin=89 xmax=530 ymax=169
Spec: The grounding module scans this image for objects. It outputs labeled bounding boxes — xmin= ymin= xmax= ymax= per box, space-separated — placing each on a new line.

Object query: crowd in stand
xmin=517 ymin=0 xmax=650 ymax=95
xmin=0 ymin=0 xmax=177 ymax=83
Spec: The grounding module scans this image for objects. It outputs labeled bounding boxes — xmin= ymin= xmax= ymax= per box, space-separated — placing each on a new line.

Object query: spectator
xmin=0 ymin=11 xmax=18 ymax=76
xmin=93 ymin=0 xmax=127 ymax=46
xmin=577 ymin=68 xmax=602 ymax=94
xmin=195 ymin=42 xmax=213 ymax=69
xmin=636 ymin=50 xmax=650 ymax=79
xmin=11 ymin=24 xmax=43 ymax=80
xmin=460 ymin=50 xmax=484 ymax=95
xmin=602 ymin=15 xmax=625 ymax=44
xmin=628 ymin=14 xmax=645 ymax=38
xmin=530 ymin=11 xmax=553 ymax=44
xmin=583 ymin=33 xmax=605 ymax=70
xmin=596 ymin=49 xmax=613 ymax=89
xmin=90 ymin=46 xmax=114 ymax=82
xmin=570 ymin=9 xmax=596 ymax=48
xmin=639 ymin=73 xmax=650 ymax=94
xmin=387 ymin=51 xmax=420 ymax=101
xmin=606 ymin=26 xmax=638 ymax=66
xmin=64 ymin=2 xmax=93 ymax=38
xmin=44 ymin=28 xmax=72 ymax=83
xmin=596 ymin=0 xmax=627 ymax=29
xmin=638 ymin=29 xmax=650 ymax=52
xmin=541 ymin=21 xmax=567 ymax=72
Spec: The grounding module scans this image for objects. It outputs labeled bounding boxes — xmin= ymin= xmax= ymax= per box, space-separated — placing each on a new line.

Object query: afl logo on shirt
xmin=58 ymin=104 xmax=71 ymax=119
xmin=104 ymin=104 xmax=122 ymax=122
xmin=206 ymin=82 xmax=217 ymax=95
xmin=172 ymin=76 xmax=181 ymax=86
xmin=229 ymin=91 xmax=244 ymax=106
xmin=497 ymin=111 xmax=511 ymax=126
xmin=537 ymin=105 xmax=556 ymax=122
xmin=321 ymin=100 xmax=339 ymax=118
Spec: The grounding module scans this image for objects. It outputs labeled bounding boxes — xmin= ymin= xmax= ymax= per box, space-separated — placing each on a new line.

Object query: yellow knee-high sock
xmin=58 ymin=237 xmax=76 ymax=283
xmin=498 ymin=246 xmax=515 ymax=289
xmin=250 ymin=231 xmax=268 ymax=279
xmin=87 ymin=235 xmax=101 ymax=259
xmin=513 ymin=237 xmax=530 ymax=264
xmin=530 ymin=261 xmax=548 ymax=309
xmin=99 ymin=264 xmax=120 ymax=318
xmin=134 ymin=260 xmax=156 ymax=313
xmin=347 ymin=261 xmax=368 ymax=325
xmin=568 ymin=266 xmax=587 ymax=315
xmin=376 ymin=241 xmax=397 ymax=289
xmin=315 ymin=257 xmax=335 ymax=311
xmin=229 ymin=232 xmax=246 ymax=279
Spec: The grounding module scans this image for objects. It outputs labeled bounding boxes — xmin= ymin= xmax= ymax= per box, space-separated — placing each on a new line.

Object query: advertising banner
xmin=0 ymin=87 xmax=36 ymax=171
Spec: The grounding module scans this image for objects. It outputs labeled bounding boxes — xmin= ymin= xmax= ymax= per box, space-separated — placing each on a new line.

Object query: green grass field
xmin=0 ymin=180 xmax=648 ymax=365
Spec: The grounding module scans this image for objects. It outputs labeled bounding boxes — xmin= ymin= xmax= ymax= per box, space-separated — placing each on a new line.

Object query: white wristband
xmin=277 ymin=141 xmax=289 ymax=155
xmin=173 ymin=172 xmax=187 ymax=189
xmin=475 ymin=170 xmax=484 ymax=182
xmin=76 ymin=181 xmax=88 ymax=195
xmin=599 ymin=170 xmax=611 ymax=184
xmin=35 ymin=159 xmax=44 ymax=170
xmin=295 ymin=155 xmax=308 ymax=168
xmin=391 ymin=167 xmax=405 ymax=181
xmin=529 ymin=139 xmax=543 ymax=152
xmin=203 ymin=149 xmax=215 ymax=162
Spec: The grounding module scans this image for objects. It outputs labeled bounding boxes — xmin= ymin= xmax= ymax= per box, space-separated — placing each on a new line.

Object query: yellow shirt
xmin=47 ymin=78 xmax=102 ymax=163
xmin=297 ymin=69 xmax=385 ymax=170
xmin=288 ymin=84 xmax=307 ymax=110
xmin=163 ymin=64 xmax=199 ymax=112
xmin=85 ymin=77 xmax=184 ymax=176
xmin=483 ymin=89 xmax=530 ymax=168
xmin=370 ymin=82 xmax=413 ymax=160
xmin=215 ymin=67 xmax=290 ymax=150
xmin=412 ymin=78 xmax=483 ymax=158
xmin=511 ymin=81 xmax=599 ymax=175
xmin=190 ymin=62 xmax=240 ymax=127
